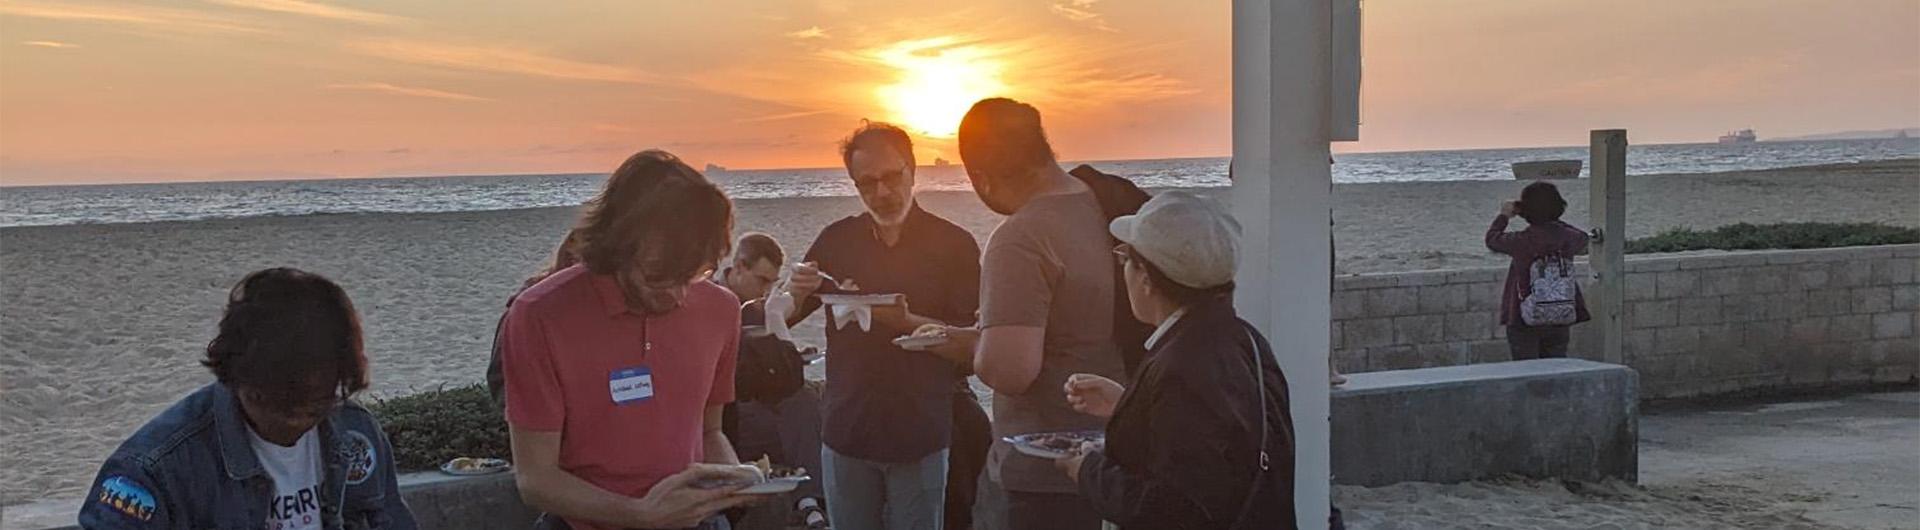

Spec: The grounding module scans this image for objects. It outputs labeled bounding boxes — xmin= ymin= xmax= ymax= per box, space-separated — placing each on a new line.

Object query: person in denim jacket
xmin=79 ymin=268 xmax=416 ymax=530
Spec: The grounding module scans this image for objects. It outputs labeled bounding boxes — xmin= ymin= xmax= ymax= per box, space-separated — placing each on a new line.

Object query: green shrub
xmin=366 ymin=384 xmax=510 ymax=471
xmin=1626 ymin=222 xmax=1920 ymax=254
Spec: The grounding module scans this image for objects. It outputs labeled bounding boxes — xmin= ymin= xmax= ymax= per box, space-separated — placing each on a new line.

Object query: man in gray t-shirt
xmin=932 ymin=97 xmax=1128 ymax=530
xmin=981 ymin=191 xmax=1126 ymax=486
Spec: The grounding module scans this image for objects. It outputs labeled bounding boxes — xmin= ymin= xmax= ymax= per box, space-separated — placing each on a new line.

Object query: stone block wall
xmin=1331 ymin=359 xmax=1638 ymax=487
xmin=1332 ymin=244 xmax=1920 ymax=399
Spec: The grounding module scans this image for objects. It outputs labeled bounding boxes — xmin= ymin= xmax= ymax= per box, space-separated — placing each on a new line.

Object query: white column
xmin=1233 ymin=0 xmax=1333 ymax=525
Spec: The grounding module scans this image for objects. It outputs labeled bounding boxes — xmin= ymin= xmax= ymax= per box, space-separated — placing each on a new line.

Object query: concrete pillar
xmin=1590 ymin=130 xmax=1628 ymax=364
xmin=1232 ymin=0 xmax=1333 ymax=525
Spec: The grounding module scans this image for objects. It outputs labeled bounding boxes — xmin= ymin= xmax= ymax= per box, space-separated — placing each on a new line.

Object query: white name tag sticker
xmin=609 ymin=366 xmax=655 ymax=405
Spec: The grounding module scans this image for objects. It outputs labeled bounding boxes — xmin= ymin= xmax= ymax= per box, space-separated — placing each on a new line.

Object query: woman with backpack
xmin=1486 ymin=181 xmax=1592 ymax=359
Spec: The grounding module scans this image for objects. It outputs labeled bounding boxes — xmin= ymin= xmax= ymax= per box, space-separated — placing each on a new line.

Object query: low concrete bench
xmin=2 ymin=471 xmax=809 ymax=530
xmin=1330 ymin=358 xmax=1639 ymax=487
xmin=3 ymin=472 xmax=536 ymax=530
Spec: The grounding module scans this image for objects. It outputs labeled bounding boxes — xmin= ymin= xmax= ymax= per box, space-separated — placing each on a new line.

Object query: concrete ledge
xmin=1331 ymin=359 xmax=1639 ymax=487
xmin=396 ymin=471 xmax=539 ymax=529
xmin=0 ymin=470 xmax=810 ymax=530
xmin=1 ymin=472 xmax=537 ymax=530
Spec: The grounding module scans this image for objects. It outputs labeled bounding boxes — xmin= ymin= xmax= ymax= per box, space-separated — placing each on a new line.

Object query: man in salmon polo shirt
xmin=503 ymin=150 xmax=768 ymax=530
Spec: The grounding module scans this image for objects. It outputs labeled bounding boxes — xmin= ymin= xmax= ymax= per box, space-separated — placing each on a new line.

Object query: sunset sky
xmin=1 ymin=0 xmax=1916 ymax=186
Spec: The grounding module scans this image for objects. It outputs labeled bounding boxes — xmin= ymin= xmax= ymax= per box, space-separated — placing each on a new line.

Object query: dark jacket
xmin=1067 ymin=164 xmax=1155 ymax=377
xmin=1485 ymin=215 xmax=1592 ymax=326
xmin=78 ymin=382 xmax=415 ymax=530
xmin=730 ymin=300 xmax=809 ymax=404
xmin=1077 ymin=298 xmax=1297 ymax=530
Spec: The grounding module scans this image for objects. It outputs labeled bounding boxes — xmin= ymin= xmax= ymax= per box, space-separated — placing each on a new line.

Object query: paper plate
xmin=737 ymin=475 xmax=810 ymax=495
xmin=438 ymin=458 xmax=511 ymax=476
xmin=1004 ymin=431 xmax=1104 ymax=460
xmin=816 ymin=294 xmax=902 ymax=306
xmin=892 ymin=334 xmax=949 ymax=351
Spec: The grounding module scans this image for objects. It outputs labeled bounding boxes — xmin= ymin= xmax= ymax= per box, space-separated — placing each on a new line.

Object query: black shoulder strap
xmin=486 ymin=310 xmax=509 ymax=410
xmin=1232 ymin=322 xmax=1272 ymax=528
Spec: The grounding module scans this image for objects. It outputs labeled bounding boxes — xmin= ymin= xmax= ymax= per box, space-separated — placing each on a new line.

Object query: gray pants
xmin=1506 ymin=325 xmax=1571 ymax=360
xmin=822 ymin=445 xmax=949 ymax=530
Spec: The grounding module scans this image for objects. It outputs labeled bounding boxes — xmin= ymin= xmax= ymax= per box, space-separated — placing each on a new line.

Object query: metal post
xmin=1590 ymin=130 xmax=1628 ymax=364
xmin=1233 ymin=0 xmax=1332 ymax=525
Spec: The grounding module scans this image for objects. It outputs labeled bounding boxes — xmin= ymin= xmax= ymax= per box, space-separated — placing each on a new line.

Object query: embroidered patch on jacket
xmin=95 ymin=475 xmax=158 ymax=522
xmin=336 ymin=430 xmax=377 ymax=485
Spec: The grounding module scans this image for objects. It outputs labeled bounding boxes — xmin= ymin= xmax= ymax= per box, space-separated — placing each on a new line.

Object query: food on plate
xmin=1030 ymin=432 xmax=1100 ymax=452
xmin=892 ymin=323 xmax=953 ymax=351
xmin=909 ymin=323 xmax=948 ymax=338
xmin=443 ymin=457 xmax=509 ymax=473
xmin=1005 ymin=431 xmax=1106 ymax=458
xmin=750 ymin=454 xmax=808 ymax=479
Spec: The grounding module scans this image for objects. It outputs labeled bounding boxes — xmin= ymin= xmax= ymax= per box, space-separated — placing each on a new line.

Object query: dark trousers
xmin=730 ymin=384 xmax=826 ymax=500
xmin=946 ymin=392 xmax=992 ymax=530
xmin=1006 ymin=491 xmax=1102 ymax=530
xmin=1506 ymin=324 xmax=1571 ymax=360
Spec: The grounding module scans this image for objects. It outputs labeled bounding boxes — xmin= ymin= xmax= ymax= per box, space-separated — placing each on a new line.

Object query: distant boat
xmin=1511 ymin=159 xmax=1582 ymax=180
xmin=704 ymin=163 xmax=727 ymax=174
xmin=933 ymin=157 xmax=951 ymax=167
xmin=1718 ymin=129 xmax=1758 ymax=144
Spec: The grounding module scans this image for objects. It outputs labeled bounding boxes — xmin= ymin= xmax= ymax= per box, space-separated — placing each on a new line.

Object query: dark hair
xmin=523 ymin=232 xmax=580 ymax=291
xmin=572 ymin=150 xmax=735 ymax=313
xmin=734 ymin=232 xmax=785 ymax=269
xmin=840 ymin=121 xmax=915 ymax=170
xmin=957 ymin=98 xmax=1057 ymax=185
xmin=1518 ymin=181 xmax=1568 ymax=224
xmin=203 ymin=268 xmax=369 ymax=398
xmin=1127 ymin=247 xmax=1234 ymax=308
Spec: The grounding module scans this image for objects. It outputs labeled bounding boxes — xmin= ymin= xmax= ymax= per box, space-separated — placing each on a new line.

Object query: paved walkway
xmin=1640 ymin=391 xmax=1920 ymax=530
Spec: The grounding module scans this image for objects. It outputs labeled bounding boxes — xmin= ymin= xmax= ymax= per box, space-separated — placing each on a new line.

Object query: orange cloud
xmin=735 ymin=109 xmax=835 ymax=123
xmin=204 ymin=0 xmax=404 ymax=25
xmin=839 ymin=35 xmax=1190 ymax=109
xmin=691 ymin=29 xmax=1196 ymax=141
xmin=20 ymin=40 xmax=79 ymax=48
xmin=324 ymin=82 xmax=492 ymax=102
xmin=786 ymin=26 xmax=829 ymax=40
xmin=1050 ymin=0 xmax=1114 ymax=32
xmin=0 ymin=1 xmax=269 ymax=34
xmin=345 ymin=39 xmax=657 ymax=84
xmin=862 ymin=37 xmax=1010 ymax=136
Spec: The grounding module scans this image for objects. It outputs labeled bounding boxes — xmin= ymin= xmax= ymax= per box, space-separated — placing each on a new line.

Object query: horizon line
xmin=3 ymin=136 xmax=1913 ymax=189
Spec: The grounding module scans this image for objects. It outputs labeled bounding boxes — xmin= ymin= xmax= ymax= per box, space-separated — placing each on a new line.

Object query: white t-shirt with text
xmin=247 ymin=428 xmax=325 ymax=530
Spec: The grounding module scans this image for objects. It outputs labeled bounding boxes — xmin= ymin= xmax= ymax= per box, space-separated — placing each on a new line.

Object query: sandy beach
xmin=3 ymin=159 xmax=1916 ymax=505
xmin=1333 ymin=479 xmax=1835 ymax=529
xmin=1334 ymin=390 xmax=1919 ymax=529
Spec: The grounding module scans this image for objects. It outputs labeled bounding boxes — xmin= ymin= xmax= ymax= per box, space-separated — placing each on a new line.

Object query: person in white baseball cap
xmin=1054 ymin=190 xmax=1299 ymax=529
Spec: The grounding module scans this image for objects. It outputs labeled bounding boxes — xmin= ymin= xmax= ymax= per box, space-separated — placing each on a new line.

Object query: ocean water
xmin=2 ymin=138 xmax=1913 ymax=228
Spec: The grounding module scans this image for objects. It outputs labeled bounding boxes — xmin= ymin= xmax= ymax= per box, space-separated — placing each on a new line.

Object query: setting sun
xmin=872 ymin=37 xmax=1009 ymax=138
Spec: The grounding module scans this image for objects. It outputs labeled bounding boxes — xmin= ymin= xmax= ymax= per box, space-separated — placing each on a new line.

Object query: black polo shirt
xmin=804 ymin=204 xmax=980 ymax=463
